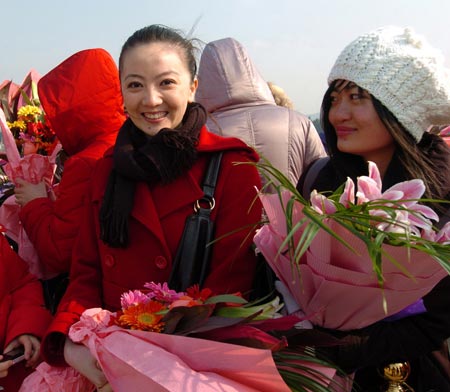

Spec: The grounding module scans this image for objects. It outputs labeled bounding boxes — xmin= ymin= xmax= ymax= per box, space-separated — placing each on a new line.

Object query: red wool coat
xmin=42 ymin=127 xmax=263 ymax=366
xmin=19 ymin=48 xmax=126 ymax=276
xmin=0 ymin=234 xmax=52 ymax=390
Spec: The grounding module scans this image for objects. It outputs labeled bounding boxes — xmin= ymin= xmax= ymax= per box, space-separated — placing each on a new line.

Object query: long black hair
xmin=321 ymin=79 xmax=450 ymax=204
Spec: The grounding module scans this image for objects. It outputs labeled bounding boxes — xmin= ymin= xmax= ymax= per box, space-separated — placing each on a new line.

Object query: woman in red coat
xmin=41 ymin=25 xmax=262 ymax=391
xmin=14 ymin=48 xmax=126 ymax=278
xmin=0 ymin=233 xmax=52 ymax=391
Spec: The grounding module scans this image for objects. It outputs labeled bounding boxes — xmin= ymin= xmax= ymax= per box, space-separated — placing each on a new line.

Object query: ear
xmin=188 ymin=78 xmax=198 ymax=102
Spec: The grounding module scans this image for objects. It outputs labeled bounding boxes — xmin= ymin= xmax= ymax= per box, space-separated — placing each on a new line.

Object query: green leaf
xmin=204 ymin=294 xmax=248 ymax=305
xmin=162 ymin=305 xmax=213 ymax=335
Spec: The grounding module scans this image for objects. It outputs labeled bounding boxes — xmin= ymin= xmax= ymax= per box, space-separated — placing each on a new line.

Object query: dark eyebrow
xmin=123 ymin=74 xmax=144 ymax=81
xmin=123 ymin=70 xmax=181 ymax=82
xmin=333 ymin=81 xmax=366 ymax=95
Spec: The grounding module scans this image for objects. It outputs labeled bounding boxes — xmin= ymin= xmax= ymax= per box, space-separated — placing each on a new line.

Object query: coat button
xmin=154 ymin=256 xmax=167 ymax=269
xmin=104 ymin=254 xmax=116 ymax=267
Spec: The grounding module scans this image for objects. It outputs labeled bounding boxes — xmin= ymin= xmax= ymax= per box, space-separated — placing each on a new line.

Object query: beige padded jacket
xmin=196 ymin=37 xmax=326 ymax=187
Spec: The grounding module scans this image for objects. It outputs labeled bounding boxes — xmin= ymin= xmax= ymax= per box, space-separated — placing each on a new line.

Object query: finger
xmin=28 ymin=346 xmax=40 ymax=364
xmin=18 ymin=338 xmax=32 ymax=360
xmin=3 ymin=341 xmax=19 ymax=354
xmin=97 ymin=382 xmax=113 ymax=392
xmin=30 ymin=337 xmax=41 ymax=353
xmin=0 ymin=360 xmax=13 ymax=377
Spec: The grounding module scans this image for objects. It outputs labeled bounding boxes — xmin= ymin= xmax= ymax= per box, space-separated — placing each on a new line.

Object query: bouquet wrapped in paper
xmin=254 ymin=161 xmax=450 ymax=330
xmin=0 ymin=70 xmax=60 ymax=278
xmin=21 ymin=283 xmax=340 ymax=392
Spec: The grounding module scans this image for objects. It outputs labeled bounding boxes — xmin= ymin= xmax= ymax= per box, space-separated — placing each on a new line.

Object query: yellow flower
xmin=117 ymin=301 xmax=166 ymax=332
xmin=7 ymin=120 xmax=27 ymax=131
xmin=17 ymin=105 xmax=42 ymax=121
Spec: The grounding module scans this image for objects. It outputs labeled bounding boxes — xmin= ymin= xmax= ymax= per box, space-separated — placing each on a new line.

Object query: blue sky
xmin=2 ymin=0 xmax=449 ymax=115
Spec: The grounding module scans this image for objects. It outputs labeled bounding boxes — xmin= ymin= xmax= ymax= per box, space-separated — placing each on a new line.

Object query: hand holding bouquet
xmin=22 ymin=282 xmax=339 ymax=391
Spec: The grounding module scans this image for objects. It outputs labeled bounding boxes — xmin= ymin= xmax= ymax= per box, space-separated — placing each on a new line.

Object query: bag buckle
xmin=194 ymin=196 xmax=215 ymax=212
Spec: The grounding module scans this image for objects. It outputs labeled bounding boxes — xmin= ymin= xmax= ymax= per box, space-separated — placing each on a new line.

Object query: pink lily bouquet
xmin=254 ymin=161 xmax=450 ymax=331
xmin=22 ymin=282 xmax=339 ymax=392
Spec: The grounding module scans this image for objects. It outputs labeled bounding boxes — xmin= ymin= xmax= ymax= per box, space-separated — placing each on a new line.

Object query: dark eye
xmin=161 ymin=79 xmax=176 ymax=86
xmin=329 ymin=94 xmax=338 ymax=104
xmin=350 ymin=93 xmax=363 ymax=100
xmin=127 ymin=81 xmax=142 ymax=89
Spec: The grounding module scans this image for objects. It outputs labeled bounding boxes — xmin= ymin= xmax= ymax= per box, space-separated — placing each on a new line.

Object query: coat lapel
xmin=130 ymin=167 xmax=204 ymax=243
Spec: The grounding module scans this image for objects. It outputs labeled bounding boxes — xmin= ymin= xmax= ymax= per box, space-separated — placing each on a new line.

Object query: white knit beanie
xmin=328 ymin=26 xmax=450 ymax=142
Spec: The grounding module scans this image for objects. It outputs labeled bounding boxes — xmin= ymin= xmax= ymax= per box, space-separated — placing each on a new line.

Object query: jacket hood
xmin=195 ymin=38 xmax=275 ymax=112
xmin=38 ymin=48 xmax=126 ymax=156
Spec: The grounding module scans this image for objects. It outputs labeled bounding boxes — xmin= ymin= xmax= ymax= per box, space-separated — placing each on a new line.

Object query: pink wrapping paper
xmin=19 ymin=310 xmax=338 ymax=391
xmin=15 ymin=69 xmax=41 ymax=112
xmin=19 ymin=363 xmax=95 ymax=392
xmin=0 ymin=108 xmax=61 ymax=279
xmin=254 ymin=191 xmax=448 ymax=330
xmin=67 ymin=308 xmax=293 ymax=392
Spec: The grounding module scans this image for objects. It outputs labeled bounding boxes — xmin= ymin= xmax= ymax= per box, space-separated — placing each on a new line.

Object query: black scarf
xmin=99 ymin=102 xmax=207 ymax=248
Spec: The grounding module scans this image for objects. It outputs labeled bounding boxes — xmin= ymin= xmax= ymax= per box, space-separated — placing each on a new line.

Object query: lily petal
xmin=356 ymin=176 xmax=382 ymax=203
xmin=310 ymin=190 xmax=337 ymax=214
xmin=339 ymin=177 xmax=355 ymax=207
xmin=368 ymin=161 xmax=382 ymax=190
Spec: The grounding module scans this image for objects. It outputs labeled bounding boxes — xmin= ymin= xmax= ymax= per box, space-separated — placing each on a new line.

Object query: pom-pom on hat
xmin=328 ymin=26 xmax=450 ymax=142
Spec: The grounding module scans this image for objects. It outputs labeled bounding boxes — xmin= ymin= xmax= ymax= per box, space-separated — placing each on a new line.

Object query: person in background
xmin=14 ymin=49 xmax=126 ymax=311
xmin=40 ymin=25 xmax=262 ymax=391
xmin=0 ymin=233 xmax=52 ymax=391
xmin=196 ymin=37 xmax=325 ymax=188
xmin=297 ymin=26 xmax=450 ymax=391
xmin=267 ymin=81 xmax=294 ymax=109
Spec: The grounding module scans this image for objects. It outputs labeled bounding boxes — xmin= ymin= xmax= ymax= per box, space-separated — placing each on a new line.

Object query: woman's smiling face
xmin=328 ymin=80 xmax=395 ymax=166
xmin=120 ymin=42 xmax=198 ymax=136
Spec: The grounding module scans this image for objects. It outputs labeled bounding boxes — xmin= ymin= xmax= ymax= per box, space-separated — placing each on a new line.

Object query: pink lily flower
xmin=375 ymin=210 xmax=421 ymax=236
xmin=310 ymin=190 xmax=337 ymax=214
xmin=436 ymin=222 xmax=450 ymax=244
xmin=368 ymin=161 xmax=382 ymax=189
xmin=356 ymin=176 xmax=382 ymax=203
xmin=383 ymin=179 xmax=426 ymax=208
xmin=339 ymin=177 xmax=355 ymax=207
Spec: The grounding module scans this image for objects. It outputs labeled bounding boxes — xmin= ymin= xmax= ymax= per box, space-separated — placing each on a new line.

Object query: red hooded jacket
xmin=0 ymin=234 xmax=52 ymax=390
xmin=19 ymin=49 xmax=126 ymax=275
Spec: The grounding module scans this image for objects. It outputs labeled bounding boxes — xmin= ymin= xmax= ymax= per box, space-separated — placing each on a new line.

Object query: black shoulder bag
xmin=168 ymin=152 xmax=223 ymax=292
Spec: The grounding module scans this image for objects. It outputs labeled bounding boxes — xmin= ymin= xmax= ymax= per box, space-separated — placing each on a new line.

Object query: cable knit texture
xmin=328 ymin=26 xmax=450 ymax=142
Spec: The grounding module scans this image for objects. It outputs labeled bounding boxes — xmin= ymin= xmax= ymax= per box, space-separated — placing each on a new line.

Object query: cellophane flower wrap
xmin=0 ymin=70 xmax=60 ymax=279
xmin=22 ymin=283 xmax=341 ymax=392
xmin=254 ymin=161 xmax=450 ymax=331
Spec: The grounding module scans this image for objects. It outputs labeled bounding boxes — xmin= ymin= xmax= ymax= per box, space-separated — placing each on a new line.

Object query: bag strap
xmin=194 ymin=152 xmax=223 ymax=211
xmin=302 ymin=156 xmax=329 ymax=197
xmin=168 ymin=152 xmax=223 ymax=291
xmin=202 ymin=152 xmax=223 ymax=198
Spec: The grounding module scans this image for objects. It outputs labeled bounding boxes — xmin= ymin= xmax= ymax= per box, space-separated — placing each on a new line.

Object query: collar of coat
xmin=92 ymin=125 xmax=259 ymax=248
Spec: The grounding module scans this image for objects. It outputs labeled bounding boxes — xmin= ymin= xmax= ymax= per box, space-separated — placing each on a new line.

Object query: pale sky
xmin=2 ymin=0 xmax=449 ymax=115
